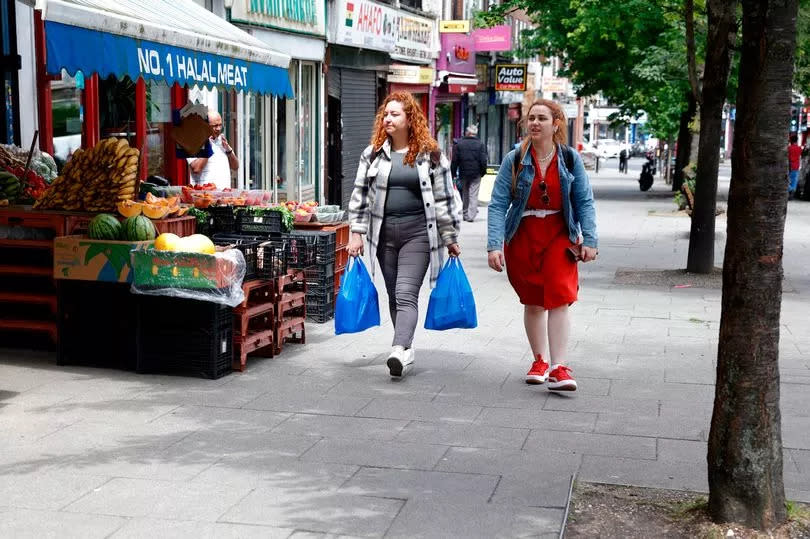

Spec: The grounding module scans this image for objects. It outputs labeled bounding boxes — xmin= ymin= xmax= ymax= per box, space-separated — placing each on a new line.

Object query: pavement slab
xmin=4 ymin=161 xmax=810 ymax=536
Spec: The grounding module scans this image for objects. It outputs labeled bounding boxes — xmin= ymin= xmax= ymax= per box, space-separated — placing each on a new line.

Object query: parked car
xmin=592 ymin=138 xmax=629 ymax=159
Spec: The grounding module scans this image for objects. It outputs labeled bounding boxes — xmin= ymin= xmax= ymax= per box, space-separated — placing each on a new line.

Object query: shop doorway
xmin=327 ymin=95 xmax=342 ymax=205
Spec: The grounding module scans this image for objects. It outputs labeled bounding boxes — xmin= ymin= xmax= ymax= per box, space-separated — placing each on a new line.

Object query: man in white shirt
xmin=187 ymin=109 xmax=239 ymax=189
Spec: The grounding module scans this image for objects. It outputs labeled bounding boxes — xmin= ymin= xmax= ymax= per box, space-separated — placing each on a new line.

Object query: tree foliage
xmin=475 ymin=0 xmax=707 ymax=140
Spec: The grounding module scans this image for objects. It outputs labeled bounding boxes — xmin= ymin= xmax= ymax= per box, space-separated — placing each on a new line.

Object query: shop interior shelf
xmin=0 ymin=265 xmax=52 ymax=276
xmin=0 ymin=291 xmax=58 ymax=311
xmin=0 ymin=239 xmax=53 ymax=249
xmin=0 ymin=319 xmax=57 ymax=342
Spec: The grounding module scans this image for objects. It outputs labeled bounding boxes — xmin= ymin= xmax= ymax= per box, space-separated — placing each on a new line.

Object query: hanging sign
xmin=440 ymin=20 xmax=470 ymax=33
xmin=494 ymin=64 xmax=527 ymax=91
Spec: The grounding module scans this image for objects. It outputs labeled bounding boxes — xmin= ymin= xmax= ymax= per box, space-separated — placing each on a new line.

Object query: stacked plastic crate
xmin=288 ymin=230 xmax=337 ymax=323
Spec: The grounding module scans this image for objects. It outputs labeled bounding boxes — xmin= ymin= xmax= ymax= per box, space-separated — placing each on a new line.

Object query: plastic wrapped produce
xmin=130 ymin=247 xmax=246 ymax=306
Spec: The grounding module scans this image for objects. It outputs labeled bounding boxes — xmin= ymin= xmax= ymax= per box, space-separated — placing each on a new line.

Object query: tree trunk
xmin=707 ymin=0 xmax=797 ymax=529
xmin=673 ymin=92 xmax=697 ymax=191
xmin=686 ymin=0 xmax=736 ymax=274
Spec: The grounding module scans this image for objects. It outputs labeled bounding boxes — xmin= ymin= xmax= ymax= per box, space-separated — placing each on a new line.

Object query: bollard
xmin=595 ymin=156 xmax=600 ymax=174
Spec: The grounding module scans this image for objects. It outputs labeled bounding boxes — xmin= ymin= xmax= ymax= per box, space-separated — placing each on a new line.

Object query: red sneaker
xmin=548 ymin=365 xmax=577 ymax=391
xmin=525 ymin=357 xmax=550 ymax=384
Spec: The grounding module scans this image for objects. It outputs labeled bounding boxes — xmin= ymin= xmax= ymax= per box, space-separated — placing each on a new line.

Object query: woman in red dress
xmin=487 ymin=100 xmax=598 ymax=391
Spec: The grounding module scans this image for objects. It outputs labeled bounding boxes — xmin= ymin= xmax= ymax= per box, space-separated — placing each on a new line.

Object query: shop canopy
xmin=40 ymin=0 xmax=294 ymax=97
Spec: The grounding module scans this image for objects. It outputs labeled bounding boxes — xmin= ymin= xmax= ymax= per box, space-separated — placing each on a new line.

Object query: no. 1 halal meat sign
xmin=495 ymin=64 xmax=527 ymax=91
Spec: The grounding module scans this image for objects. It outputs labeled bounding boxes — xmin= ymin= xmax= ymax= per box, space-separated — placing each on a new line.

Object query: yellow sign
xmin=440 ymin=20 xmax=470 ymax=33
xmin=388 ymin=65 xmax=435 ymax=85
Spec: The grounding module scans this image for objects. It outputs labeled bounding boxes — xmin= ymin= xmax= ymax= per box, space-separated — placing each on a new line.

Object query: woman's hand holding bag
xmin=424 ymin=257 xmax=478 ymax=330
xmin=335 ymin=256 xmax=381 ymax=335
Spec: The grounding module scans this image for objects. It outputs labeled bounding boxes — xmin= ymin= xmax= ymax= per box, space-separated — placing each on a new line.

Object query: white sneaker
xmin=387 ymin=346 xmax=414 ymax=378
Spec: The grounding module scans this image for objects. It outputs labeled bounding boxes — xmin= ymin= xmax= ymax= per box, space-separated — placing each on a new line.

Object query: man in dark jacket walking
xmin=451 ymin=125 xmax=488 ymax=222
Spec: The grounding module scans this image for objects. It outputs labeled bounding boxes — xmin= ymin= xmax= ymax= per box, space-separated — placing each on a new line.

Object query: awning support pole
xmin=135 ymin=77 xmax=147 ymax=180
xmin=34 ymin=10 xmax=54 ymax=155
xmin=169 ymin=82 xmax=188 ymax=186
xmin=81 ymin=74 xmax=99 ymax=148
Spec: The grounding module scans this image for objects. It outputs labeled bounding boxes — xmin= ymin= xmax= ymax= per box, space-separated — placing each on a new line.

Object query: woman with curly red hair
xmin=348 ymin=91 xmax=462 ymax=378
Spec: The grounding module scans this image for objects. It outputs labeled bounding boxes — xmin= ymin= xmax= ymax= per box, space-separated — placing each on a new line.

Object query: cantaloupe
xmin=117 ymin=200 xmax=142 ymax=218
xmin=142 ymin=204 xmax=170 ymax=219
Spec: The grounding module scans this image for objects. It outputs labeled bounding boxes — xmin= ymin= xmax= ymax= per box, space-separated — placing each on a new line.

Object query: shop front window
xmin=99 ymin=75 xmax=136 ymax=145
xmin=246 ymin=93 xmax=265 ymax=190
xmin=146 ymin=80 xmax=171 ymax=178
xmin=50 ymin=69 xmax=83 ymax=165
xmin=436 ymin=103 xmax=453 ymax=157
xmin=299 ymin=62 xmax=316 ymax=191
xmin=276 ymin=65 xmax=297 ymax=202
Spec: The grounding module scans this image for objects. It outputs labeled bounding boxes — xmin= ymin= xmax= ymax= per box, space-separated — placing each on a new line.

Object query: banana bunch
xmin=0 ymin=171 xmax=20 ymax=202
xmin=34 ymin=138 xmax=139 ymax=211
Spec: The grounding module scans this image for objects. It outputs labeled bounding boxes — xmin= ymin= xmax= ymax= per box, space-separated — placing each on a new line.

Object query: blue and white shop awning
xmin=40 ymin=0 xmax=294 ymax=97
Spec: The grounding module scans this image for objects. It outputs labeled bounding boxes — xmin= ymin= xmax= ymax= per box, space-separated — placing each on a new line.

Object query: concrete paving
xmin=1 ymin=157 xmax=809 ymax=537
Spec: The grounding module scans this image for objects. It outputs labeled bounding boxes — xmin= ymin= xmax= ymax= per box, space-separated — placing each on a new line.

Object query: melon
xmin=87 ymin=213 xmax=122 ymax=240
xmin=142 ymin=204 xmax=170 ymax=219
xmin=117 ymin=200 xmax=142 ymax=218
xmin=154 ymin=232 xmax=181 ymax=251
xmin=178 ymin=234 xmax=215 ymax=254
xmin=121 ymin=215 xmax=156 ymax=241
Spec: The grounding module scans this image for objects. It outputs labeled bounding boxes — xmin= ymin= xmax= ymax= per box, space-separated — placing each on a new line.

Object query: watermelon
xmin=87 ymin=213 xmax=122 ymax=240
xmin=121 ymin=215 xmax=157 ymax=241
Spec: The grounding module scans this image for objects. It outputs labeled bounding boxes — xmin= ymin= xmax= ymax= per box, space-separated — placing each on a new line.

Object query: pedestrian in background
xmin=487 ymin=99 xmax=598 ymax=392
xmin=618 ymin=148 xmax=628 ymax=174
xmin=788 ymin=133 xmax=802 ymax=199
xmin=451 ymin=125 xmax=488 ymax=222
xmin=347 ymin=91 xmax=462 ymax=378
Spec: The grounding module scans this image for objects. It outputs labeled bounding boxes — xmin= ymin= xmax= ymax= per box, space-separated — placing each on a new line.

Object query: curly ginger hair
xmin=371 ymin=92 xmax=438 ymax=166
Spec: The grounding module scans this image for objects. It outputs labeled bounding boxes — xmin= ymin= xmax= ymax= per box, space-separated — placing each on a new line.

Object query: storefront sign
xmin=448 ymin=81 xmax=476 ymax=94
xmin=230 ymin=0 xmax=326 ymax=36
xmin=388 ymin=64 xmax=435 ymax=84
xmin=45 ymin=21 xmax=294 ymax=97
xmin=471 ymin=25 xmax=512 ymax=52
xmin=541 ymin=77 xmax=567 ymax=93
xmin=494 ymin=64 xmax=527 ymax=91
xmin=440 ymin=20 xmax=470 ymax=33
xmin=393 ymin=12 xmax=435 ymax=63
xmin=332 ymin=0 xmax=435 ymax=64
xmin=437 ymin=33 xmax=476 ymax=74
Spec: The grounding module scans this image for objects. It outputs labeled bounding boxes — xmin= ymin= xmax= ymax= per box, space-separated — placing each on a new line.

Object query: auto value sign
xmin=495 ymin=64 xmax=527 ymax=91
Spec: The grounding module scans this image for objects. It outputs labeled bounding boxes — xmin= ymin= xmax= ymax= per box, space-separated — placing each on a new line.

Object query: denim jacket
xmin=486 ymin=144 xmax=597 ymax=251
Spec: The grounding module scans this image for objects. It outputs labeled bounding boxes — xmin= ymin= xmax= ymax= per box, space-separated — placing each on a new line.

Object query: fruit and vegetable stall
xmin=0 ymin=139 xmax=348 ymax=379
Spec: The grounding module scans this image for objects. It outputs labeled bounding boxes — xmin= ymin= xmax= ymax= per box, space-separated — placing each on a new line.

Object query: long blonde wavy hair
xmin=371 ymin=92 xmax=438 ymax=166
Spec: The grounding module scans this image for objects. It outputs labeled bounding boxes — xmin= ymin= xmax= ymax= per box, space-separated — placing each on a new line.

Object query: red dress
xmin=504 ymin=148 xmax=579 ymax=308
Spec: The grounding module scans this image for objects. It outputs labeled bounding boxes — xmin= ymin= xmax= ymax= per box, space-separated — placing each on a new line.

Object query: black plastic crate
xmin=136 ymin=296 xmax=232 ymax=379
xmin=304 ymin=261 xmax=335 ymax=283
xmin=57 ymin=281 xmax=137 ymax=370
xmin=212 ymin=238 xmax=259 ymax=281
xmin=279 ymin=236 xmax=317 ymax=268
xmin=306 ymin=274 xmax=335 ymax=297
xmin=287 ymin=230 xmax=336 ymax=265
xmin=306 ymin=300 xmax=334 ymax=323
xmin=137 ymin=295 xmax=232 ymax=330
xmin=236 ymin=211 xmax=283 ymax=236
xmin=257 ymin=242 xmax=287 ymax=279
xmin=207 ymin=206 xmax=237 ymax=235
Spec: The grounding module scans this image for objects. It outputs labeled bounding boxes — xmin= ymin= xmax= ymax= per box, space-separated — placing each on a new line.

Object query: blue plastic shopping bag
xmin=424 ymin=257 xmax=478 ymax=330
xmin=335 ymin=256 xmax=381 ymax=335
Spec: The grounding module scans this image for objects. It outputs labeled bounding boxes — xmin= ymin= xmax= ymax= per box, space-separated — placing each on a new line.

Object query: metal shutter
xmin=339 ymin=69 xmax=377 ymax=209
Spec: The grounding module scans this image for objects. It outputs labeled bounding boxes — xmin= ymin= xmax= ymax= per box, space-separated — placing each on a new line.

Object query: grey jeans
xmin=461 ymin=177 xmax=481 ymax=221
xmin=376 ymin=214 xmax=430 ymax=348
